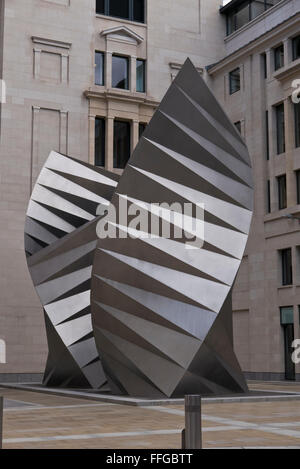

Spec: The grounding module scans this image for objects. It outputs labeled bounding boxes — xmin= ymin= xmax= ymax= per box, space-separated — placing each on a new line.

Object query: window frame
xmin=277 ymin=174 xmax=287 ymax=210
xmin=296 ymin=170 xmax=300 ymax=205
xmin=280 ymin=248 xmax=293 ymax=286
xmin=136 ymin=59 xmax=146 ymax=93
xmin=95 ymin=0 xmax=145 ymax=24
xmin=113 ymin=119 xmax=131 ymax=169
xmin=95 ymin=51 xmax=105 ymax=87
xmin=95 ymin=117 xmax=106 ymax=167
xmin=292 ymin=35 xmax=300 ymax=61
xmin=294 ymin=102 xmax=300 ymax=149
xmin=229 ymin=67 xmax=241 ymax=95
xmin=112 ymin=54 xmax=129 ymax=90
xmin=274 ymin=44 xmax=284 ymax=71
xmin=275 ymin=102 xmax=285 ymax=155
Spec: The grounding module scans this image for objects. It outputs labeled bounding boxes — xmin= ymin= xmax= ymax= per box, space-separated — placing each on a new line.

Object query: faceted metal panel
xmin=91 ymin=59 xmax=253 ymax=397
xmin=25 ymin=151 xmax=119 ymax=388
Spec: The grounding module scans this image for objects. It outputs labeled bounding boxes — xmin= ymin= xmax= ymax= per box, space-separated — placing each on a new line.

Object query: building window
xmin=225 ymin=1 xmax=282 ymax=36
xmin=292 ymin=35 xmax=300 ymax=61
xmin=95 ymin=51 xmax=104 ymax=86
xmin=277 ymin=174 xmax=287 ymax=210
xmin=139 ymin=123 xmax=146 ymax=139
xmin=280 ymin=306 xmax=295 ymax=381
xmin=266 ymin=110 xmax=269 ymax=160
xmin=136 ymin=59 xmax=146 ymax=93
xmin=261 ymin=52 xmax=267 ymax=79
xmin=296 ymin=170 xmax=300 ymax=205
xmin=96 ymin=0 xmax=145 ymax=23
xmin=294 ymin=103 xmax=300 ymax=148
xmin=95 ymin=117 xmax=105 ymax=167
xmin=229 ymin=68 xmax=240 ymax=95
xmin=280 ymin=248 xmax=293 ymax=286
xmin=234 ymin=121 xmax=242 ymax=133
xmin=275 ymin=103 xmax=285 ymax=154
xmin=112 ymin=55 xmax=129 ymax=90
xmin=114 ymin=120 xmax=131 ymax=169
xmin=267 ymin=180 xmax=271 ymax=213
xmin=274 ymin=44 xmax=284 ymax=71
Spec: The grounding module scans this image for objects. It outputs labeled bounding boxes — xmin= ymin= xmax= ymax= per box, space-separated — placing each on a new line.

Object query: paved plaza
xmin=0 ymin=382 xmax=300 ymax=449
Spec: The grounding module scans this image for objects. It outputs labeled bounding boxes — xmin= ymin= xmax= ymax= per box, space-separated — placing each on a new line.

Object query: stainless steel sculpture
xmin=25 ymin=151 xmax=119 ymax=388
xmin=91 ymin=59 xmax=253 ymax=397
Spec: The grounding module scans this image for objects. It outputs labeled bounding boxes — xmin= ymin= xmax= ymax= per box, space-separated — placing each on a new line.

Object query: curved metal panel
xmin=91 ymin=59 xmax=253 ymax=397
xmin=25 ymin=151 xmax=119 ymax=388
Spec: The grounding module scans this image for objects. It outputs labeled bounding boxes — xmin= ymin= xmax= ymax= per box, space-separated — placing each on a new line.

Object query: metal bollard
xmin=183 ymin=395 xmax=202 ymax=449
xmin=0 ymin=396 xmax=3 ymax=450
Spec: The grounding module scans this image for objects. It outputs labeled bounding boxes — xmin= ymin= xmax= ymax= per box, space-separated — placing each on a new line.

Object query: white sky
xmin=223 ymin=0 xmax=232 ymax=5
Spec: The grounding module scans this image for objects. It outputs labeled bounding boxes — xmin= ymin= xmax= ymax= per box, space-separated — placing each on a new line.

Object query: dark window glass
xmin=293 ymin=35 xmax=300 ymax=61
xmin=95 ymin=117 xmax=105 ymax=167
xmin=95 ymin=51 xmax=104 ymax=86
xmin=136 ymin=59 xmax=146 ymax=93
xmin=96 ymin=0 xmax=145 ymax=22
xmin=139 ymin=123 xmax=146 ymax=139
xmin=274 ymin=44 xmax=284 ymax=70
xmin=281 ymin=248 xmax=293 ymax=286
xmin=229 ymin=68 xmax=241 ymax=94
xmin=275 ymin=103 xmax=285 ymax=154
xmin=96 ymin=0 xmax=105 ymax=14
xmin=266 ymin=110 xmax=269 ymax=160
xmin=277 ymin=174 xmax=287 ymax=210
xmin=235 ymin=3 xmax=250 ymax=30
xmin=251 ymin=1 xmax=265 ymax=19
xmin=262 ymin=52 xmax=267 ymax=79
xmin=294 ymin=103 xmax=300 ymax=148
xmin=114 ymin=120 xmax=131 ymax=169
xmin=234 ymin=121 xmax=241 ymax=133
xmin=267 ymin=180 xmax=271 ymax=213
xmin=109 ymin=0 xmax=129 ymax=19
xmin=133 ymin=0 xmax=145 ymax=22
xmin=296 ymin=170 xmax=300 ymax=205
xmin=112 ymin=55 xmax=129 ymax=90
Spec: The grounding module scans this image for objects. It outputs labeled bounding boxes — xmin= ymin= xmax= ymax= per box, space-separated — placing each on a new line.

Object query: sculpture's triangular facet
xmin=91 ymin=59 xmax=253 ymax=397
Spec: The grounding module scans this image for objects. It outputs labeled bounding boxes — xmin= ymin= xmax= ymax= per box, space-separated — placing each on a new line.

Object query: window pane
xmin=112 ymin=55 xmax=129 ymax=89
xmin=296 ymin=170 xmax=300 ymax=205
xmin=292 ymin=36 xmax=300 ymax=61
xmin=227 ymin=12 xmax=236 ymax=35
xmin=96 ymin=0 xmax=105 ymax=14
xmin=266 ymin=110 xmax=269 ymax=160
xmin=276 ymin=103 xmax=285 ymax=154
xmin=133 ymin=0 xmax=145 ymax=22
xmin=139 ymin=123 xmax=146 ymax=139
xmin=95 ymin=118 xmax=105 ymax=167
xmin=229 ymin=68 xmax=240 ymax=94
xmin=109 ymin=0 xmax=129 ymax=19
xmin=267 ymin=180 xmax=271 ymax=213
xmin=280 ymin=306 xmax=294 ymax=325
xmin=95 ymin=52 xmax=104 ymax=86
xmin=262 ymin=52 xmax=267 ymax=79
xmin=235 ymin=3 xmax=250 ymax=30
xmin=281 ymin=248 xmax=293 ymax=286
xmin=234 ymin=121 xmax=241 ymax=133
xmin=277 ymin=174 xmax=287 ymax=210
xmin=295 ymin=103 xmax=300 ymax=148
xmin=251 ymin=0 xmax=265 ymax=20
xmin=274 ymin=45 xmax=284 ymax=70
xmin=136 ymin=59 xmax=145 ymax=93
xmin=114 ymin=120 xmax=131 ymax=169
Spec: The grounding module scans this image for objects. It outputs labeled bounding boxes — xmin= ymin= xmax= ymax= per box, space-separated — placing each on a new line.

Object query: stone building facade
xmin=208 ymin=0 xmax=300 ymax=381
xmin=0 ymin=0 xmax=299 ymax=383
xmin=0 ymin=0 xmax=225 ymax=381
